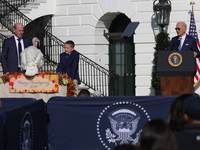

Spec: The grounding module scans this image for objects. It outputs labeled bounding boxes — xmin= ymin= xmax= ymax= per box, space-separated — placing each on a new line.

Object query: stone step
xmin=23 ymin=2 xmax=40 ymax=8
xmin=0 ymin=23 xmax=13 ymax=37
xmin=18 ymin=2 xmax=40 ymax=12
xmin=30 ymin=0 xmax=47 ymax=3
xmin=18 ymin=8 xmax=32 ymax=14
xmin=0 ymin=29 xmax=12 ymax=36
xmin=38 ymin=0 xmax=47 ymax=3
xmin=7 ymin=0 xmax=47 ymax=14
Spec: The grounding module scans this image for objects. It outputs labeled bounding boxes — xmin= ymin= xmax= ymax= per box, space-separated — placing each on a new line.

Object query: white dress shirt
xmin=14 ymin=35 xmax=25 ymax=67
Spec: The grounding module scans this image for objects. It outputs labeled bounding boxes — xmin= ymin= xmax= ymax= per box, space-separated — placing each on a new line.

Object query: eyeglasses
xmin=175 ymin=28 xmax=181 ymax=31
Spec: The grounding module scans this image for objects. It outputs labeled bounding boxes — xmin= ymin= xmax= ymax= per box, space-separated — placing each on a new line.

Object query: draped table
xmin=0 ymin=83 xmax=68 ymax=102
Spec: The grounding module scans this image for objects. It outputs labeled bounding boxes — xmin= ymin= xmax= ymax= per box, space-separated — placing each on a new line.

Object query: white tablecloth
xmin=0 ymin=83 xmax=67 ymax=102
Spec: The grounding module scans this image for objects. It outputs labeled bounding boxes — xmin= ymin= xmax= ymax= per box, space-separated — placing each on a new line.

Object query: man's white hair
xmin=177 ymin=22 xmax=187 ymax=29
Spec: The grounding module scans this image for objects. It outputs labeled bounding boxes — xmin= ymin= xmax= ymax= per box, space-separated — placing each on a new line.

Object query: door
xmin=109 ymin=37 xmax=135 ymax=96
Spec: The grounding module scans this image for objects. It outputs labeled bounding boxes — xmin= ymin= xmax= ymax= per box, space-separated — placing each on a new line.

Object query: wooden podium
xmin=157 ymin=51 xmax=197 ymax=95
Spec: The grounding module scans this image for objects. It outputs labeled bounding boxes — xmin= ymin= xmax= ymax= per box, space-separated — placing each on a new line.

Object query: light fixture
xmin=153 ymin=0 xmax=171 ymax=31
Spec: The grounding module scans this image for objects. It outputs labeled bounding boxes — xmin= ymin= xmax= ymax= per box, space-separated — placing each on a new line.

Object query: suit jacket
xmin=1 ymin=36 xmax=31 ymax=74
xmin=166 ymin=34 xmax=200 ymax=57
xmin=175 ymin=124 xmax=200 ymax=150
xmin=56 ymin=50 xmax=81 ymax=84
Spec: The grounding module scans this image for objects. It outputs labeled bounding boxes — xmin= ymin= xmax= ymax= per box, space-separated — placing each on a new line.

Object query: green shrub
xmin=151 ymin=31 xmax=170 ymax=90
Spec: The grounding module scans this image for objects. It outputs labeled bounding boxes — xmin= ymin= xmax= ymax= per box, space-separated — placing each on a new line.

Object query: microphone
xmin=172 ymin=39 xmax=176 ymax=50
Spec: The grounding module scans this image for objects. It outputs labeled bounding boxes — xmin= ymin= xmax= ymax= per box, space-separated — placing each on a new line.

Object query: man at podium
xmin=166 ymin=22 xmax=200 ymax=58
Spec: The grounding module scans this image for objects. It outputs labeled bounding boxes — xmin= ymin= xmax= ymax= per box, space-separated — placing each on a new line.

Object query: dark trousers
xmin=17 ymin=68 xmax=25 ymax=73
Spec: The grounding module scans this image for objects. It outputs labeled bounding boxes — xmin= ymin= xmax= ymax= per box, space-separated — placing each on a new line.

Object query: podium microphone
xmin=172 ymin=39 xmax=176 ymax=50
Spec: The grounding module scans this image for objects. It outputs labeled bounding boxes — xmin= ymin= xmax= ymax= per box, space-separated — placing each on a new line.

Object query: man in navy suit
xmin=166 ymin=22 xmax=200 ymax=58
xmin=56 ymin=40 xmax=81 ymax=84
xmin=1 ymin=23 xmax=31 ymax=74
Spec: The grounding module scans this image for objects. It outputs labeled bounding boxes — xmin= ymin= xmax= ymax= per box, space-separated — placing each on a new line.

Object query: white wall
xmin=51 ymin=0 xmax=156 ymax=96
xmin=28 ymin=0 xmax=200 ymax=96
xmin=26 ymin=0 xmax=56 ymax=20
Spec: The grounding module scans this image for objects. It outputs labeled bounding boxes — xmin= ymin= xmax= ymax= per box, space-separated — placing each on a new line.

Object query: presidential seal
xmin=20 ymin=112 xmax=34 ymax=150
xmin=97 ymin=102 xmax=151 ymax=150
xmin=168 ymin=52 xmax=182 ymax=67
xmin=108 ymin=109 xmax=140 ymax=144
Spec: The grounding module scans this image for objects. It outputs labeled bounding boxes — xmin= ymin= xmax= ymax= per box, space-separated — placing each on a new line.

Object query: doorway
xmin=109 ymin=14 xmax=135 ymax=96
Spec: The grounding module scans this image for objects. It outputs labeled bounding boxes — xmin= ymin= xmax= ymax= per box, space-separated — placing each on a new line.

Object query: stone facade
xmin=26 ymin=0 xmax=200 ymax=95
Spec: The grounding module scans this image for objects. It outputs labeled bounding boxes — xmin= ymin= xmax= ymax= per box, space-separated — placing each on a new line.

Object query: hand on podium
xmin=194 ymin=51 xmax=197 ymax=58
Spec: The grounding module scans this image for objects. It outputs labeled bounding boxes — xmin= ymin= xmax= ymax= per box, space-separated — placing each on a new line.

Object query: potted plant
xmin=151 ymin=31 xmax=170 ymax=95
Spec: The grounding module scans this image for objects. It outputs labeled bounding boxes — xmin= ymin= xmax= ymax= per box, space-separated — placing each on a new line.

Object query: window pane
xmin=115 ymin=42 xmax=121 ymax=53
xmin=116 ymin=54 xmax=121 ymax=65
xmin=121 ymin=54 xmax=124 ymax=64
xmin=121 ymin=66 xmax=125 ymax=75
xmin=115 ymin=65 xmax=121 ymax=76
xmin=121 ymin=43 xmax=124 ymax=53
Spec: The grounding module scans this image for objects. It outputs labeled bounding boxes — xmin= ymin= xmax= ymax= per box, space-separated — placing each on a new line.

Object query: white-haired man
xmin=166 ymin=22 xmax=200 ymax=58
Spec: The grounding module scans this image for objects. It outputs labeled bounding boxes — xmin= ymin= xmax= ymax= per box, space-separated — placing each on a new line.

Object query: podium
xmin=157 ymin=51 xmax=197 ymax=95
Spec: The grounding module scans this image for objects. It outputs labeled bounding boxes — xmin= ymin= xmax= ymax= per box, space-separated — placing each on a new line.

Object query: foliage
xmin=57 ymin=73 xmax=76 ymax=97
xmin=151 ymin=31 xmax=170 ymax=90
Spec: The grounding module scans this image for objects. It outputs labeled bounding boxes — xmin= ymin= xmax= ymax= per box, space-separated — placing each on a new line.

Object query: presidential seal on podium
xmin=168 ymin=52 xmax=183 ymax=67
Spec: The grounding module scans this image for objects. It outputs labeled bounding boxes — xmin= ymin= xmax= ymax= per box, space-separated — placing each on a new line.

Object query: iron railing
xmin=6 ymin=0 xmax=34 ymax=8
xmin=0 ymin=0 xmax=65 ymax=72
xmin=0 ymin=32 xmax=8 ymax=56
xmin=0 ymin=33 xmax=8 ymax=40
xmin=79 ymin=55 xmax=119 ymax=96
xmin=0 ymin=0 xmax=31 ymax=18
xmin=0 ymin=0 xmax=119 ymax=96
xmin=0 ymin=33 xmax=8 ymax=75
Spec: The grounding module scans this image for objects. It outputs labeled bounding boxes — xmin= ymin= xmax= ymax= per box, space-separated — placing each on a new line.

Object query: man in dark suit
xmin=166 ymin=22 xmax=200 ymax=57
xmin=56 ymin=40 xmax=80 ymax=84
xmin=1 ymin=23 xmax=31 ymax=74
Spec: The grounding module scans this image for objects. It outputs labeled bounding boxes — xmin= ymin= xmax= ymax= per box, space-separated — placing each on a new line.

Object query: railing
xmin=6 ymin=0 xmax=34 ymax=8
xmin=0 ymin=0 xmax=119 ymax=96
xmin=79 ymin=55 xmax=119 ymax=96
xmin=0 ymin=0 xmax=64 ymax=72
xmin=0 ymin=33 xmax=8 ymax=75
xmin=0 ymin=33 xmax=8 ymax=57
xmin=0 ymin=0 xmax=31 ymax=18
xmin=0 ymin=33 xmax=8 ymax=40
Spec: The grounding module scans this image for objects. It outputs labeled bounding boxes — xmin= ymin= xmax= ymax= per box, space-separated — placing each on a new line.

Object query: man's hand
xmin=194 ymin=52 xmax=197 ymax=58
xmin=73 ymin=79 xmax=78 ymax=84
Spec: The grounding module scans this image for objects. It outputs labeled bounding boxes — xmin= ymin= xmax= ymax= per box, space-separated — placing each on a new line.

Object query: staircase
xmin=0 ymin=0 xmax=119 ymax=96
xmin=0 ymin=33 xmax=9 ymax=76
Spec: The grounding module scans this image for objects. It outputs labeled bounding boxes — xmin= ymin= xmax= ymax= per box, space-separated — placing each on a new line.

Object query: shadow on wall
xmin=151 ymin=14 xmax=169 ymax=41
xmin=149 ymin=87 xmax=157 ymax=96
xmin=150 ymin=14 xmax=170 ymax=96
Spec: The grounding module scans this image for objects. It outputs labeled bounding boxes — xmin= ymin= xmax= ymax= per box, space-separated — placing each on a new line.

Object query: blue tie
xmin=178 ymin=37 xmax=182 ymax=51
